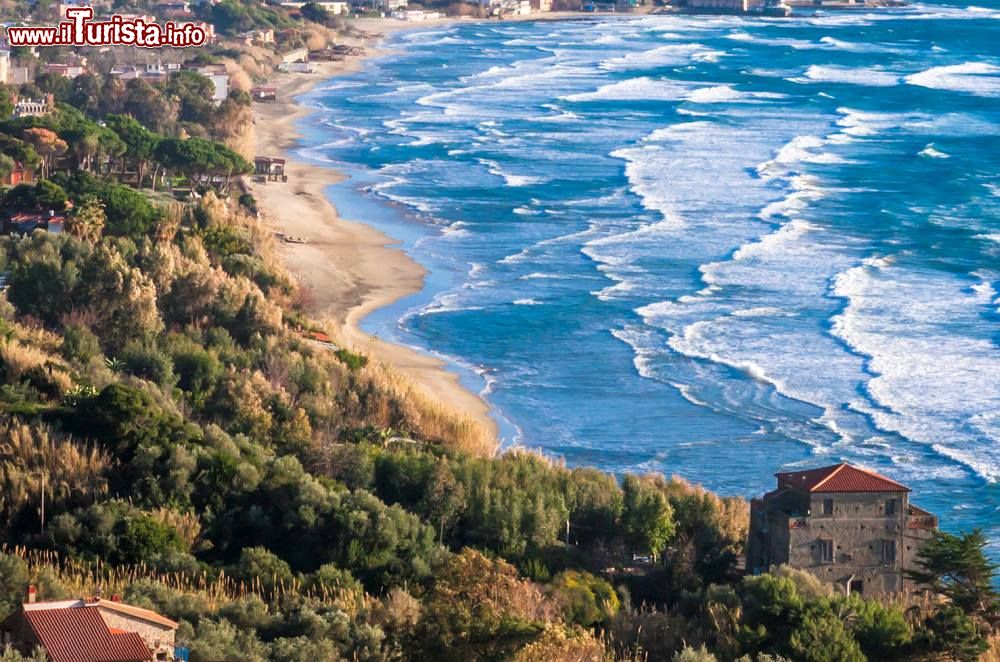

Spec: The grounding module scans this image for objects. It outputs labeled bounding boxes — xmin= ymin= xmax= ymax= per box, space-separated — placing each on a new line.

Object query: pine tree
xmin=906 ymin=529 xmax=998 ymax=618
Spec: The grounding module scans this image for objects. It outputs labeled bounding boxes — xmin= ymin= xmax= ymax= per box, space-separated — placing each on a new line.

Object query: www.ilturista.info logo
xmin=5 ymin=7 xmax=207 ymax=48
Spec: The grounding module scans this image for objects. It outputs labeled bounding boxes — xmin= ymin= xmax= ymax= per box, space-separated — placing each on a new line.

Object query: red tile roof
xmin=21 ymin=607 xmax=152 ymax=662
xmin=776 ymin=463 xmax=910 ymax=493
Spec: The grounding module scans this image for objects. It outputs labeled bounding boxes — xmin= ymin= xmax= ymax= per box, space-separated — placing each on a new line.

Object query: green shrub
xmin=120 ymin=341 xmax=176 ymax=387
xmin=334 ymin=348 xmax=367 ymax=371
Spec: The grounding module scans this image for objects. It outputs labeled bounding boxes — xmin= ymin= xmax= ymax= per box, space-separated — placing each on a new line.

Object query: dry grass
xmin=0 ymin=421 xmax=109 ymax=522
xmin=362 ymin=357 xmax=498 ymax=457
xmin=148 ymin=508 xmax=202 ymax=553
xmin=0 ymin=545 xmax=367 ymax=612
xmin=0 ymin=339 xmax=51 ymax=379
xmin=983 ymin=632 xmax=1000 ymax=662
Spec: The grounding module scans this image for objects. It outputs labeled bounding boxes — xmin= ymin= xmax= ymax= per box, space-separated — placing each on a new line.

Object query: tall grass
xmin=0 ymin=545 xmax=367 ymax=613
xmin=0 ymin=421 xmax=109 ymax=523
xmin=361 ymin=356 xmax=497 ymax=457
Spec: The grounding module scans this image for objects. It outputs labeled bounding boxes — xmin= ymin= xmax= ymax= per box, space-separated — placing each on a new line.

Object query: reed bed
xmin=0 ymin=545 xmax=365 ymax=613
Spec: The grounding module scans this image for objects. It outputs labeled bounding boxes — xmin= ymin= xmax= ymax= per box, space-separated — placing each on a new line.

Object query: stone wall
xmin=96 ymin=608 xmax=175 ymax=661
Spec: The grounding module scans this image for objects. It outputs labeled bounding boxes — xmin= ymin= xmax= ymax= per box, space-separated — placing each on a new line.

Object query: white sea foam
xmin=562 ymin=77 xmax=690 ymax=102
xmin=833 ymin=108 xmax=918 ymax=139
xmin=831 ymin=260 xmax=1000 ymax=481
xmin=513 ymin=206 xmax=542 ymax=216
xmin=478 ymin=158 xmax=548 ymax=187
xmin=685 ymin=85 xmax=786 ymax=103
xmin=724 ymin=31 xmax=823 ymax=49
xmin=757 ymin=135 xmax=848 ymax=179
xmin=818 ymin=36 xmax=905 ymax=53
xmin=793 ymin=65 xmax=900 ymax=87
xmin=599 ymin=43 xmax=714 ymax=72
xmin=610 ymin=326 xmax=660 ymax=381
xmin=905 ymin=62 xmax=1000 ymax=97
xmin=513 ymin=298 xmax=542 ymax=305
xmin=520 ymin=272 xmax=578 ymax=280
xmin=919 ymin=144 xmax=950 ymax=158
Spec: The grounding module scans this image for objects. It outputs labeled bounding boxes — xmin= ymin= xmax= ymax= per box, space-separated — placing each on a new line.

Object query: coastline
xmin=251 ymin=19 xmax=500 ymax=438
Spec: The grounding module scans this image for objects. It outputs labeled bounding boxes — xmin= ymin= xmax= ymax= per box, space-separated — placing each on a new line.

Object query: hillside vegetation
xmin=0 ymin=8 xmax=997 ymax=659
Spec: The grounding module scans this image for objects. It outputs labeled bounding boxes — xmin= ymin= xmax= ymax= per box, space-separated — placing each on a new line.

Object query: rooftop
xmin=776 ymin=463 xmax=910 ymax=493
xmin=15 ymin=605 xmax=151 ymax=662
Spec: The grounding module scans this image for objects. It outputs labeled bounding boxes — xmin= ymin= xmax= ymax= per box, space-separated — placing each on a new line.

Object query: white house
xmin=280 ymin=1 xmax=349 ymax=12
xmin=392 ymin=9 xmax=441 ymax=19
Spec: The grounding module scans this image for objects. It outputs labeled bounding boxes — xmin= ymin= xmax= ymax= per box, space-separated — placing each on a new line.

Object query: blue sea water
xmin=296 ymin=6 xmax=1000 ymax=548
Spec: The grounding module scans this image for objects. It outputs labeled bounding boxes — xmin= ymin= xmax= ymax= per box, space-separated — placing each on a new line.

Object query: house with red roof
xmin=0 ymin=588 xmax=178 ymax=661
xmin=746 ymin=463 xmax=938 ymax=596
xmin=0 ymin=161 xmax=36 ymax=187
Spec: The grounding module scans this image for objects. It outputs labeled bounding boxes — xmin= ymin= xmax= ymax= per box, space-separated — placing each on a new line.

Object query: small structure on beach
xmin=254 ymin=157 xmax=287 ymax=182
xmin=747 ymin=463 xmax=937 ymax=596
xmin=251 ymin=86 xmax=278 ymax=102
xmin=309 ymin=49 xmax=347 ymax=62
xmin=278 ymin=61 xmax=316 ymax=74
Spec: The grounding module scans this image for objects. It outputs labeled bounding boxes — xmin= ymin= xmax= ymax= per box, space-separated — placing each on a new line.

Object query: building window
xmin=819 ymin=539 xmax=834 ymax=564
xmin=823 ymin=498 xmax=834 ymax=516
xmin=882 ymin=539 xmax=897 ymax=564
xmin=885 ymin=498 xmax=897 ymax=515
xmin=849 ymin=579 xmax=864 ymax=596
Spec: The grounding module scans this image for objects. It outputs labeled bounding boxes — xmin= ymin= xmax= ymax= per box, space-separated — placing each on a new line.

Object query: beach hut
xmin=252 ymin=86 xmax=278 ymax=102
xmin=254 ymin=157 xmax=287 ymax=182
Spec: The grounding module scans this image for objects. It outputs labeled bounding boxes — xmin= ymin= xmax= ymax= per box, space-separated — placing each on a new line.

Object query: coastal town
xmin=0 ymin=0 xmax=996 ymax=661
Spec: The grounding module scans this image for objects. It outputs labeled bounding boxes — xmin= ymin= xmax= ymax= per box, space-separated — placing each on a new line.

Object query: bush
xmin=238 ymin=193 xmax=257 ymax=214
xmin=334 ymin=348 xmax=368 ymax=371
xmin=117 ymin=514 xmax=185 ymax=565
xmin=548 ymin=570 xmax=620 ymax=627
xmin=120 ymin=341 xmax=176 ymax=387
xmin=61 ymin=323 xmax=101 ymax=363
xmin=102 ymin=185 xmax=162 ymax=238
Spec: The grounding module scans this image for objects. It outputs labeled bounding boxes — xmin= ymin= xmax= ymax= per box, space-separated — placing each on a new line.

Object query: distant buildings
xmin=3 ymin=211 xmax=65 ymax=235
xmin=0 ymin=49 xmax=31 ymax=86
xmin=12 ymin=95 xmax=55 ymax=119
xmin=240 ymin=28 xmax=276 ymax=45
xmin=154 ymin=0 xmax=192 ymax=14
xmin=280 ymin=0 xmax=350 ymax=13
xmin=472 ymin=0 xmax=535 ymax=15
xmin=184 ymin=63 xmax=230 ymax=104
xmin=391 ymin=9 xmax=443 ymax=19
xmin=687 ymin=0 xmax=750 ymax=10
xmin=251 ymin=86 xmax=278 ymax=102
xmin=255 ymin=156 xmax=287 ymax=181
xmin=682 ymin=0 xmax=790 ymax=13
xmin=108 ymin=62 xmax=229 ymax=105
xmin=0 ymin=161 xmax=35 ymax=188
xmin=1 ymin=588 xmax=179 ymax=661
xmin=42 ymin=55 xmax=89 ymax=79
xmin=281 ymin=47 xmax=310 ymax=64
xmin=110 ymin=61 xmax=182 ymax=82
xmin=747 ymin=463 xmax=938 ymax=596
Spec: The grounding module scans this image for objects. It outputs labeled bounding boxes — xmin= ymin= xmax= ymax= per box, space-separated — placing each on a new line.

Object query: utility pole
xmin=40 ymin=472 xmax=46 ymax=534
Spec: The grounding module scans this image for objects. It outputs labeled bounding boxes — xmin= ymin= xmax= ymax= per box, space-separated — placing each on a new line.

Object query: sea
xmin=295 ymin=5 xmax=1000 ymax=550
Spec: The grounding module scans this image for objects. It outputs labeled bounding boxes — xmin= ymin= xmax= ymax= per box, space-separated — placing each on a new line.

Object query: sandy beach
xmin=251 ymin=20 xmax=501 ymax=437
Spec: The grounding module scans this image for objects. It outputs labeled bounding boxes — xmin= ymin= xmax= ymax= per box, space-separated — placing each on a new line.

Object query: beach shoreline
xmin=251 ymin=18 xmax=501 ymax=438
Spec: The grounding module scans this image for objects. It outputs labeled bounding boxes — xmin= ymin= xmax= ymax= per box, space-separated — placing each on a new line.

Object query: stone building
xmin=0 ymin=589 xmax=178 ymax=661
xmin=746 ymin=463 xmax=938 ymax=596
